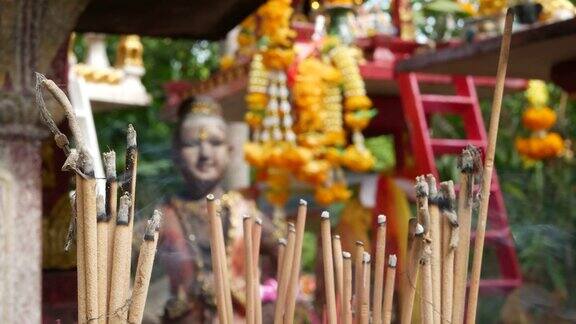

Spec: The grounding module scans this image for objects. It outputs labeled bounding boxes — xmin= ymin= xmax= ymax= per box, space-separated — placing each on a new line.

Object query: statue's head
xmin=174 ymin=97 xmax=231 ymax=197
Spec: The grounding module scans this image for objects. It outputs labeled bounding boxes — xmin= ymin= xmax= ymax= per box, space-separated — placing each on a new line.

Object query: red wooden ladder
xmin=397 ymin=72 xmax=522 ymax=294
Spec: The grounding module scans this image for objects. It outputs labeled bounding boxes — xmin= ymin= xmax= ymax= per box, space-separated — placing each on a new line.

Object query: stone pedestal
xmin=0 ymin=135 xmax=43 ymax=323
xmin=0 ymin=0 xmax=89 ymax=322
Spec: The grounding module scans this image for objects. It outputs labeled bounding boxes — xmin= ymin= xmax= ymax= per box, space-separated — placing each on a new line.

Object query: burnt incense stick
xmin=122 ymin=125 xmax=138 ymax=296
xmin=207 ymin=195 xmax=230 ymax=324
xmin=359 ymin=252 xmax=371 ymax=324
xmin=321 ymin=211 xmax=338 ymax=324
xmin=332 ymin=235 xmax=344 ymax=317
xmin=253 ymin=217 xmax=263 ymax=324
xmin=452 ymin=146 xmax=480 ymax=324
xmin=382 ymin=255 xmax=397 ymax=324
xmin=128 ymin=210 xmax=162 ymax=324
xmin=96 ymin=195 xmax=108 ymax=324
xmin=401 ymin=222 xmax=425 ymax=324
xmin=39 ymin=76 xmax=87 ymax=153
xmin=103 ymin=150 xmax=117 ymax=310
xmin=274 ymin=224 xmax=296 ymax=324
xmin=80 ymin=158 xmax=99 ymax=324
xmin=425 ymin=174 xmax=442 ymax=324
xmin=277 ymin=238 xmax=288 ymax=291
xmin=415 ymin=176 xmax=429 ymax=230
xmin=342 ymin=252 xmax=353 ymax=324
xmin=372 ymin=215 xmax=387 ymax=324
xmin=353 ymin=240 xmax=365 ymax=320
xmin=75 ymin=174 xmax=87 ymax=323
xmin=243 ymin=215 xmax=256 ymax=324
xmin=467 ymin=12 xmax=514 ymax=322
xmin=439 ymin=181 xmax=457 ymax=324
xmin=420 ymin=240 xmax=434 ymax=324
xmin=109 ymin=193 xmax=132 ymax=324
xmin=284 ymin=200 xmax=308 ymax=324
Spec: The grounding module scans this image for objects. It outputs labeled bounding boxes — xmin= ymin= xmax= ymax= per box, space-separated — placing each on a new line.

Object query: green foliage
xmin=83 ymin=37 xmax=221 ymax=220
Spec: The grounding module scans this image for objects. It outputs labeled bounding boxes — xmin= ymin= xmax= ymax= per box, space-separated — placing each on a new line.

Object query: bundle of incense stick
xmin=35 ymin=75 xmax=162 ymax=324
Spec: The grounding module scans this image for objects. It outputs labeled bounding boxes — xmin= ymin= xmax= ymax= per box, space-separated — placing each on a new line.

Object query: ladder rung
xmin=421 ymin=95 xmax=474 ymax=113
xmin=477 ymin=279 xmax=522 ymax=294
xmin=430 ymin=139 xmax=485 ymax=155
xmin=471 ymin=229 xmax=509 ymax=244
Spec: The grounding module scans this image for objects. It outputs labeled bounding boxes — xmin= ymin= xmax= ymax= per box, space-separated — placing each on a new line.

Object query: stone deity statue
xmin=158 ymin=97 xmax=277 ymax=322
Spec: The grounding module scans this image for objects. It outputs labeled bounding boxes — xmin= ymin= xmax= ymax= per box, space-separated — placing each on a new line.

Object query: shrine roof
xmin=75 ymin=0 xmax=266 ymax=40
xmin=396 ymin=18 xmax=576 ymax=91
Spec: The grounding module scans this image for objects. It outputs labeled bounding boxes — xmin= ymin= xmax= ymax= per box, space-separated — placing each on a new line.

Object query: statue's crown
xmin=187 ymin=96 xmax=222 ymax=117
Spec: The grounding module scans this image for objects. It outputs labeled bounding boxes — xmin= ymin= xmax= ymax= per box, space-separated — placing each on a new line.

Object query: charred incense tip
xmin=459 ymin=145 xmax=482 ymax=174
xmin=79 ymin=149 xmax=95 ymax=176
xmin=333 ymin=235 xmax=340 ymax=240
xmin=355 ymin=240 xmax=364 ymax=246
xmin=62 ymin=149 xmax=80 ymax=172
xmin=425 ymin=174 xmax=438 ymax=202
xmin=103 ymin=151 xmax=117 ymax=179
xmin=388 ymin=254 xmax=397 ymax=268
xmin=117 ymin=193 xmax=132 ymax=225
xmin=206 ymin=193 xmax=215 ymax=201
xmin=255 ymin=217 xmax=262 ymax=225
xmin=320 ymin=211 xmax=330 ymax=219
xmin=127 ymin=124 xmax=137 ymax=148
xmin=278 ymin=238 xmax=287 ymax=246
xmin=96 ymin=195 xmax=107 ymax=222
xmin=363 ymin=252 xmax=371 ymax=263
xmin=415 ymin=176 xmax=429 ymax=198
xmin=377 ymin=214 xmax=387 ymax=225
xmin=342 ymin=251 xmax=352 ymax=259
xmin=144 ymin=210 xmax=162 ymax=241
xmin=299 ymin=199 xmax=308 ymax=206
xmin=242 ymin=214 xmax=252 ymax=221
xmin=288 ymin=222 xmax=296 ymax=232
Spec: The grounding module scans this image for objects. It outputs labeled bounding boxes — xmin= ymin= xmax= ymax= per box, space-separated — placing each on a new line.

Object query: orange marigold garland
xmin=243 ymin=0 xmax=377 ymax=207
xmin=515 ymin=80 xmax=566 ymax=160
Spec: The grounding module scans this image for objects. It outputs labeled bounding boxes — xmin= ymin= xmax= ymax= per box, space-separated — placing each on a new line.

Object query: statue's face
xmin=179 ymin=115 xmax=230 ymax=184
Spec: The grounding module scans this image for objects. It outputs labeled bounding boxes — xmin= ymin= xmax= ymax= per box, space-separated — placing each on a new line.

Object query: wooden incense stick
xmin=80 ymin=157 xmax=99 ymax=324
xmin=415 ymin=177 xmax=431 ymax=324
xmin=284 ymin=200 xmax=308 ymax=324
xmin=122 ymin=125 xmax=138 ymax=295
xmin=332 ymin=235 xmax=344 ymax=317
xmin=274 ymin=224 xmax=296 ymax=324
xmin=420 ymin=240 xmax=434 ymax=324
xmin=243 ymin=215 xmax=256 ymax=324
xmin=425 ymin=174 xmax=442 ymax=324
xmin=342 ymin=252 xmax=353 ymax=324
xmin=109 ymin=193 xmax=132 ymax=323
xmin=128 ymin=210 xmax=162 ymax=324
xmin=216 ymin=202 xmax=234 ymax=322
xmin=354 ymin=240 xmax=365 ymax=320
xmin=372 ymin=215 xmax=387 ymax=324
xmin=382 ymin=255 xmax=397 ymax=324
xmin=467 ymin=10 xmax=514 ymax=323
xmin=206 ymin=195 xmax=229 ymax=324
xmin=359 ymin=252 xmax=371 ymax=324
xmin=75 ymin=174 xmax=87 ymax=323
xmin=96 ymin=195 xmax=108 ymax=324
xmin=103 ymin=150 xmax=117 ymax=311
xmin=277 ymin=238 xmax=287 ymax=283
xmin=401 ymin=222 xmax=425 ymax=324
xmin=439 ymin=181 xmax=458 ymax=324
xmin=321 ymin=211 xmax=338 ymax=324
xmin=452 ymin=147 xmax=479 ymax=324
xmin=253 ymin=217 xmax=263 ymax=324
